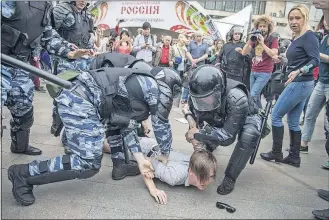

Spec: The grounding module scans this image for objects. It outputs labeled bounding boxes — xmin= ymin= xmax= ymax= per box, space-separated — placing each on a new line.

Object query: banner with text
xmin=91 ymin=1 xmax=221 ymax=40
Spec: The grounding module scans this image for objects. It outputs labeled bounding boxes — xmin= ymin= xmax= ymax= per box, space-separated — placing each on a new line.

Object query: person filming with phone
xmin=132 ymin=22 xmax=156 ymax=65
xmin=242 ymin=15 xmax=279 ymax=108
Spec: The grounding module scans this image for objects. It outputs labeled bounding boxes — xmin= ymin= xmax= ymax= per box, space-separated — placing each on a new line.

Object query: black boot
xmin=217 ymin=176 xmax=236 ymax=195
xmin=7 ymin=164 xmax=35 ymax=206
xmin=260 ymin=126 xmax=284 ymax=162
xmin=218 ymin=125 xmax=260 ymax=196
xmin=8 ymin=156 xmax=101 ymax=206
xmin=318 ymin=189 xmax=329 ymax=202
xmin=10 ymin=129 xmax=42 ymax=155
xmin=282 ymin=130 xmax=301 ymax=167
xmin=111 ymin=158 xmax=140 ymax=180
xmin=312 ymin=209 xmax=329 ymax=220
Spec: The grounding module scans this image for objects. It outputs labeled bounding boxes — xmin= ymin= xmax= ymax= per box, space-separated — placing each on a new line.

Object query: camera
xmin=250 ymin=29 xmax=262 ymax=42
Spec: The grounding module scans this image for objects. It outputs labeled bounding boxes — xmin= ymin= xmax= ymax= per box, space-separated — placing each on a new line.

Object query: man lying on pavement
xmin=104 ymin=137 xmax=218 ymax=204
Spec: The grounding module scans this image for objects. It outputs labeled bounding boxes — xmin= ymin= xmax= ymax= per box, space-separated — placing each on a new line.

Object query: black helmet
xmin=142 ymin=22 xmax=151 ymax=29
xmin=128 ymin=60 xmax=152 ymax=71
xmin=189 ymin=65 xmax=225 ymax=111
xmin=69 ymin=1 xmax=89 ymax=8
xmin=151 ymin=67 xmax=182 ymax=107
xmin=227 ymin=26 xmax=243 ymax=42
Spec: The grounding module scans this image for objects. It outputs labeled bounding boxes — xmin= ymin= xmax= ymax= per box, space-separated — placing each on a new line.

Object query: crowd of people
xmin=1 ymin=0 xmax=329 ymax=219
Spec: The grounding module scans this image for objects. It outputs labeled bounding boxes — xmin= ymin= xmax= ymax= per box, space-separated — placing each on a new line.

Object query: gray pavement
xmin=1 ymin=90 xmax=329 ymax=219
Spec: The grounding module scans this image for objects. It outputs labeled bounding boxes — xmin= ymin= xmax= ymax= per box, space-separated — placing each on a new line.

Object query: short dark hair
xmin=120 ymin=30 xmax=130 ymax=39
xmin=142 ymin=22 xmax=151 ymax=30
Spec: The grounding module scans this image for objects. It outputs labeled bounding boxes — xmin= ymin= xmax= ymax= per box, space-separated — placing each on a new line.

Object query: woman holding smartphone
xmin=113 ymin=30 xmax=132 ymax=55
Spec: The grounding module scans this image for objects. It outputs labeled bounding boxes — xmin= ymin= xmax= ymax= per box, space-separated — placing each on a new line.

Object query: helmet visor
xmin=190 ymin=91 xmax=221 ymax=112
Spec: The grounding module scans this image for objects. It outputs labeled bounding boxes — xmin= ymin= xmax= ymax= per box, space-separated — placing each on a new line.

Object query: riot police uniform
xmin=51 ymin=52 xmax=153 ymax=143
xmin=50 ymin=1 xmax=94 ymax=136
xmin=186 ymin=65 xmax=265 ymax=195
xmin=7 ymin=62 xmax=182 ymax=206
xmin=218 ymin=27 xmax=250 ymax=84
xmin=1 ymin=1 xmax=72 ymax=156
xmin=51 ymin=1 xmax=93 ymax=49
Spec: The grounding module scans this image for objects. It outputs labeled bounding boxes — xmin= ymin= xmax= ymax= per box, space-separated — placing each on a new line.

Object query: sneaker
xmin=322 ymin=161 xmax=329 ymax=170
xmin=300 ymin=145 xmax=308 ymax=154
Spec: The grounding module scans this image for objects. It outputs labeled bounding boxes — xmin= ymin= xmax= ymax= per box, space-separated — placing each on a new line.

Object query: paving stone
xmin=2 ymin=193 xmax=91 ymax=219
xmin=87 ymin=206 xmax=185 ymax=219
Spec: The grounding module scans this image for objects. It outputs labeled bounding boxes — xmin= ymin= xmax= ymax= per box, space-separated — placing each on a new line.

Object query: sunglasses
xmin=216 ymin=202 xmax=236 ymax=213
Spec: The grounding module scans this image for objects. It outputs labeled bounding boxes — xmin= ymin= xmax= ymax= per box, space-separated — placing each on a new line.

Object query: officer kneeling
xmin=7 ymin=62 xmax=182 ymax=206
xmin=185 ymin=65 xmax=267 ymax=195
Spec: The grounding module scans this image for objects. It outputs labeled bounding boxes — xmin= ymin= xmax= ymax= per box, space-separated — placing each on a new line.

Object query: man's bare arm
xmin=143 ymin=158 xmax=168 ymax=205
xmin=242 ymin=40 xmax=252 ymax=55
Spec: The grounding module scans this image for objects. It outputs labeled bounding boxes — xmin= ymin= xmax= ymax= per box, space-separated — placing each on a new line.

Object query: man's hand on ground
xmin=150 ymin=188 xmax=168 ymax=205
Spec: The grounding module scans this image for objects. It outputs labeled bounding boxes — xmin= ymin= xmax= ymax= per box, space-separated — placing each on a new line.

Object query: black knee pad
xmin=28 ymin=154 xmax=103 ymax=185
xmin=238 ymin=123 xmax=260 ymax=148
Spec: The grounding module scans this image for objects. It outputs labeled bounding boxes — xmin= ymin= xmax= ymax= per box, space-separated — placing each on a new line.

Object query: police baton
xmin=1 ymin=53 xmax=73 ymax=89
xmin=249 ymin=99 xmax=273 ymax=164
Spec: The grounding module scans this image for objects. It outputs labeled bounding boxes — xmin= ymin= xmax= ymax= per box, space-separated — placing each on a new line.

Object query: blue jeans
xmin=250 ymin=72 xmax=271 ymax=108
xmin=302 ymin=81 xmax=329 ymax=141
xmin=181 ymin=86 xmax=189 ymax=102
xmin=272 ymin=81 xmax=314 ymax=131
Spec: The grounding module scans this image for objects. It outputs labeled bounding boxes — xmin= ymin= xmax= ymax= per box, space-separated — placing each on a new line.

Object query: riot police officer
xmin=1 ymin=1 xmax=90 ymax=156
xmin=54 ymin=52 xmax=154 ymax=154
xmin=184 ymin=65 xmax=267 ymax=195
xmin=218 ymin=27 xmax=251 ymax=83
xmin=7 ymin=63 xmax=182 ymax=206
xmin=50 ymin=0 xmax=95 ymax=136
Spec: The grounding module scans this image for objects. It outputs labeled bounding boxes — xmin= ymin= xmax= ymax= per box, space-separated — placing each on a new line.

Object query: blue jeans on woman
xmin=272 ymin=81 xmax=314 ymax=132
xmin=250 ymin=72 xmax=271 ymax=108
